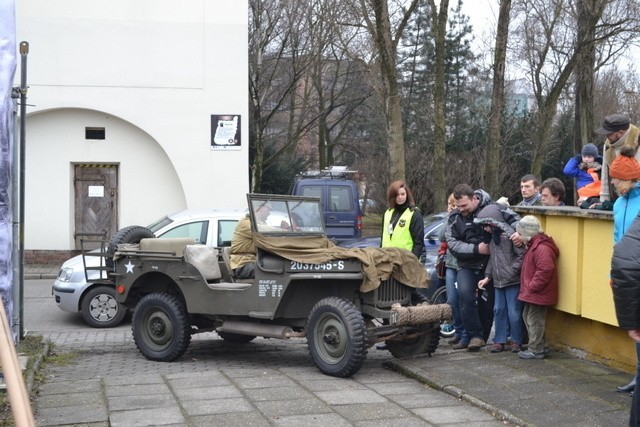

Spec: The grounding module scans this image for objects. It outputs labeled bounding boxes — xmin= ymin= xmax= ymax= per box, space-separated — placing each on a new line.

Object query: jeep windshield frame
xmin=247 ymin=193 xmax=325 ymax=236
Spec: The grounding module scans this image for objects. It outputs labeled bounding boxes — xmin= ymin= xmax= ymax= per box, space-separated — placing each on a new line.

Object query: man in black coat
xmin=611 ymin=214 xmax=640 ymax=425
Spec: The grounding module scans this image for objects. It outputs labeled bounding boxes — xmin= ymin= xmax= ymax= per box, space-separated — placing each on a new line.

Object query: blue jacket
xmin=613 ymin=183 xmax=640 ymax=243
xmin=563 ymin=155 xmax=603 ymax=189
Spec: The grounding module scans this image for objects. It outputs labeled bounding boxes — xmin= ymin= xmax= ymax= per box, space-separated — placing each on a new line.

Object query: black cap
xmin=595 ymin=113 xmax=630 ymax=135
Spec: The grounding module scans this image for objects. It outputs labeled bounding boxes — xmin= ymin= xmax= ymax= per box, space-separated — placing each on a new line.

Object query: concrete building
xmin=15 ymin=1 xmax=248 ymax=256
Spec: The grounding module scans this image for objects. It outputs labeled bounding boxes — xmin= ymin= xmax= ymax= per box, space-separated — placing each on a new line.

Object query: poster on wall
xmin=211 ymin=114 xmax=241 ymax=150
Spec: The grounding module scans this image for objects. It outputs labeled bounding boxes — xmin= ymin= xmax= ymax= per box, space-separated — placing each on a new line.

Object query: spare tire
xmin=105 ymin=225 xmax=155 ymax=269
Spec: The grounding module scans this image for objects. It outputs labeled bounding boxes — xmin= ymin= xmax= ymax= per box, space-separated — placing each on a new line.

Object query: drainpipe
xmin=12 ymin=41 xmax=27 ymax=341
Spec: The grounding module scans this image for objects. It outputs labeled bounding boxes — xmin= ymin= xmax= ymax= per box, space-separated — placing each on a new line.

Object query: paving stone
xmin=37 ymin=379 xmax=102 ymax=395
xmin=243 ymin=385 xmax=313 ymax=401
xmin=36 ymin=391 xmax=103 ymax=408
xmin=107 ymin=393 xmax=178 ymax=411
xmin=180 ymin=397 xmax=253 ymax=416
xmin=232 ymin=375 xmax=298 ymax=389
xmin=36 ymin=404 xmax=108 ymax=425
xmin=271 ymin=413 xmax=351 ymax=427
xmin=109 ymin=407 xmax=185 ymax=426
xmin=254 ymin=397 xmax=332 ymax=418
xmin=354 ymin=418 xmax=432 ymax=427
xmin=412 ymin=405 xmax=498 ymax=424
xmin=365 ymin=380 xmax=431 ymax=395
xmin=332 ymin=401 xmax=413 ymax=422
xmin=386 ymin=391 xmax=464 ymax=409
xmin=190 ymin=411 xmax=271 ymax=426
xmin=295 ymin=378 xmax=369 ymax=392
xmin=172 ymin=385 xmax=243 ymax=400
xmin=315 ymin=389 xmax=388 ymax=405
xmin=104 ymin=383 xmax=171 ymax=397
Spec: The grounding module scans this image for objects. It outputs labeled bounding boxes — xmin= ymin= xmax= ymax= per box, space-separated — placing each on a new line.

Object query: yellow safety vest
xmin=382 ymin=208 xmax=415 ymax=251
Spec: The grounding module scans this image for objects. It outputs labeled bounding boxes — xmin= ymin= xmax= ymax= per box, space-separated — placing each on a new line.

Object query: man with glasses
xmin=596 ymin=114 xmax=640 ymax=204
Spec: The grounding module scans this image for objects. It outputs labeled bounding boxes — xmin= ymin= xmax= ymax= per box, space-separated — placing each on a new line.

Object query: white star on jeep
xmin=125 ymin=261 xmax=135 ymax=273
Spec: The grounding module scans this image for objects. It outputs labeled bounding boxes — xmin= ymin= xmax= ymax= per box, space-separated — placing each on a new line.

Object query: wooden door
xmin=74 ymin=164 xmax=118 ymax=250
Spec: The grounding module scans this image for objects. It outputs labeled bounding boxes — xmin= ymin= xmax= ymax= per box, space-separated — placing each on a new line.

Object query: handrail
xmin=0 ymin=302 xmax=35 ymax=426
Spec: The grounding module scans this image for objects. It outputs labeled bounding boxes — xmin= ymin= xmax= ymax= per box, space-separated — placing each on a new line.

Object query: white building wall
xmin=15 ymin=0 xmax=249 ymax=250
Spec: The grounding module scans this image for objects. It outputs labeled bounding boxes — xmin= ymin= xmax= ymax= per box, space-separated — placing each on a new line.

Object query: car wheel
xmin=106 ymin=225 xmax=155 ymax=269
xmin=132 ymin=293 xmax=191 ymax=362
xmin=80 ymin=285 xmax=127 ymax=328
xmin=385 ymin=324 xmax=441 ymax=359
xmin=306 ymin=296 xmax=367 ymax=378
xmin=430 ymin=286 xmax=455 ymax=338
xmin=217 ymin=331 xmax=256 ymax=343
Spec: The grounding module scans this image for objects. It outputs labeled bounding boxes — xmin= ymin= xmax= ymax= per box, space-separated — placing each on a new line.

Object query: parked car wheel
xmin=132 ymin=293 xmax=191 ymax=361
xmin=217 ymin=331 xmax=256 ymax=343
xmin=307 ymin=297 xmax=367 ymax=378
xmin=80 ymin=285 xmax=127 ymax=328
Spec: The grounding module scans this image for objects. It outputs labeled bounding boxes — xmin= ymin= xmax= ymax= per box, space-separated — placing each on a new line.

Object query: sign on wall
xmin=211 ymin=114 xmax=241 ymax=150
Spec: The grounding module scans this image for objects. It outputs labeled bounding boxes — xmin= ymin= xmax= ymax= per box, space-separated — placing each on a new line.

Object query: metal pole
xmin=12 ymin=41 xmax=27 ymax=341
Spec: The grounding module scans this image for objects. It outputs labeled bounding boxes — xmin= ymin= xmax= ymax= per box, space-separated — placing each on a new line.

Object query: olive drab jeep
xmin=109 ymin=194 xmax=451 ymax=377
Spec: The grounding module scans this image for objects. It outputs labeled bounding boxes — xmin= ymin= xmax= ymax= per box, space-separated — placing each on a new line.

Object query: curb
xmin=24 ymin=273 xmax=57 ymax=280
xmin=384 ymin=359 xmax=529 ymax=427
xmin=25 ymin=341 xmax=50 ymax=395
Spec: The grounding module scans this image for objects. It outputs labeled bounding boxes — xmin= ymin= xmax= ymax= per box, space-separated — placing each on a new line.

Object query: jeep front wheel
xmin=306 ymin=297 xmax=367 ymax=377
xmin=132 ymin=293 xmax=191 ymax=361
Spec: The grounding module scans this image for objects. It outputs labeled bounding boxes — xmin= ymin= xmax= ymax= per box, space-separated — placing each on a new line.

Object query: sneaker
xmin=448 ymin=336 xmax=461 ymax=345
xmin=467 ymin=337 xmax=486 ymax=352
xmin=452 ymin=341 xmax=469 ymax=350
xmin=518 ymin=349 xmax=544 ymax=359
xmin=510 ymin=343 xmax=522 ymax=353
xmin=490 ymin=343 xmax=505 ymax=353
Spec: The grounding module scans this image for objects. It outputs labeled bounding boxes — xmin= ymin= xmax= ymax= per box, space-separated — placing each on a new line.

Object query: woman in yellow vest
xmin=381 ymin=180 xmax=424 ymax=259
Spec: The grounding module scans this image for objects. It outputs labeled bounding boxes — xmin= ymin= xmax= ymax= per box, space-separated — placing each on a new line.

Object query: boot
xmin=617 ymin=376 xmax=637 ymax=393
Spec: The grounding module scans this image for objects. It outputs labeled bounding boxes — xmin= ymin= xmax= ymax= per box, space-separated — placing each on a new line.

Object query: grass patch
xmin=0 ymin=334 xmax=59 ymax=425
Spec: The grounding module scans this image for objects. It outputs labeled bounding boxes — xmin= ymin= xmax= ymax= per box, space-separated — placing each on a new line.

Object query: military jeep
xmin=110 ymin=194 xmax=450 ymax=377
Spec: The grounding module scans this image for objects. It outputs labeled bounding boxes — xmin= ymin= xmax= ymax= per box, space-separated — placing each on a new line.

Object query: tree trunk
xmin=429 ymin=0 xmax=449 ymax=208
xmin=371 ymin=0 xmax=406 ymax=181
xmin=484 ymin=0 xmax=511 ymax=198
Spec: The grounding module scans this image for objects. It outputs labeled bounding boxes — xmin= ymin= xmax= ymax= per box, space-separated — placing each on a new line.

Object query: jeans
xmin=445 ymin=267 xmax=467 ymax=341
xmin=522 ymin=303 xmax=547 ymax=353
xmin=455 ymin=268 xmax=484 ymax=340
xmin=493 ymin=285 xmax=524 ymax=345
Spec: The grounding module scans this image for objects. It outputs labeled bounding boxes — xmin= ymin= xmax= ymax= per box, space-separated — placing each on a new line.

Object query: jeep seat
xmin=221 ymin=246 xmax=254 ymax=284
xmin=139 ymin=238 xmax=196 ymax=257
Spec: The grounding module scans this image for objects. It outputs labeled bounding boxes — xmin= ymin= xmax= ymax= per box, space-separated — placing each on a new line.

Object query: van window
xmin=299 ymin=185 xmax=322 ymax=200
xmin=329 ymin=186 xmax=353 ymax=212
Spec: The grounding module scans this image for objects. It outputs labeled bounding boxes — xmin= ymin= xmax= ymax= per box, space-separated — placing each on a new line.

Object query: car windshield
xmin=146 ymin=215 xmax=173 ymax=234
xmin=249 ymin=195 xmax=324 ymax=235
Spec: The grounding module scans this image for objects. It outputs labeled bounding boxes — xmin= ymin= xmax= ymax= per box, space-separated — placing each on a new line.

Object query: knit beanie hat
xmin=581 ymin=143 xmax=598 ymax=158
xmin=516 ymin=215 xmax=542 ymax=241
xmin=609 ymin=146 xmax=640 ymax=181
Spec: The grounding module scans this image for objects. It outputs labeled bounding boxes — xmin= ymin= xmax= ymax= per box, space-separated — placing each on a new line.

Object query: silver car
xmin=52 ymin=209 xmax=245 ymax=327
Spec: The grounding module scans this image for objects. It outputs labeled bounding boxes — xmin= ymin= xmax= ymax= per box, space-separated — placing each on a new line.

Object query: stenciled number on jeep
xmin=289 ymin=261 xmax=345 ymax=271
xmin=258 ymin=279 xmax=283 ymax=298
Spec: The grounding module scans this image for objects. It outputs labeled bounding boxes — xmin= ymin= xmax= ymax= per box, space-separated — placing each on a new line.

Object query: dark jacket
xmin=518 ymin=234 xmax=559 ymax=306
xmin=611 ymin=215 xmax=640 ymax=330
xmin=445 ymin=189 xmax=519 ymax=270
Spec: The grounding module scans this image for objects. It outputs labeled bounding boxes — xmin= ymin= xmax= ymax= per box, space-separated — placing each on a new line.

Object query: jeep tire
xmin=106 ymin=225 xmax=155 ymax=269
xmin=132 ymin=293 xmax=191 ymax=361
xmin=306 ymin=297 xmax=367 ymax=378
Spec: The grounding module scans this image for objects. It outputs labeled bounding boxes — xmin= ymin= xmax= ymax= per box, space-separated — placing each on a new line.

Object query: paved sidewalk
xmin=25 ymin=264 xmax=634 ymax=425
xmin=387 ymin=341 xmax=632 ymax=426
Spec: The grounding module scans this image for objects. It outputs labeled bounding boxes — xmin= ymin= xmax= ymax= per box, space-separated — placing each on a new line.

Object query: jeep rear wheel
xmin=81 ymin=285 xmax=127 ymax=328
xmin=385 ymin=325 xmax=441 ymax=359
xmin=306 ymin=297 xmax=367 ymax=378
xmin=132 ymin=293 xmax=191 ymax=361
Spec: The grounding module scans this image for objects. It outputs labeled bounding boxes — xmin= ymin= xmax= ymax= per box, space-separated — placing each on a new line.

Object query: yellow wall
xmin=514 ymin=206 xmax=631 ymax=370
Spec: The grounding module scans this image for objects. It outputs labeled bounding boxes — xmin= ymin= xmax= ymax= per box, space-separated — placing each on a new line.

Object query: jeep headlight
xmin=57 ymin=267 xmax=73 ymax=282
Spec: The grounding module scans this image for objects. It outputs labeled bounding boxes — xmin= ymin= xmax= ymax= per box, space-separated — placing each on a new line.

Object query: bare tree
xmin=358 ymin=0 xmax=420 ymax=182
xmin=484 ymin=0 xmax=511 ymax=197
xmin=427 ymin=0 xmax=449 ymax=208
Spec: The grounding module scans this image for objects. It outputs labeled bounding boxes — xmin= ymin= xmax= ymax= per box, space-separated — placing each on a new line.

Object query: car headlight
xmin=57 ymin=267 xmax=74 ymax=282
